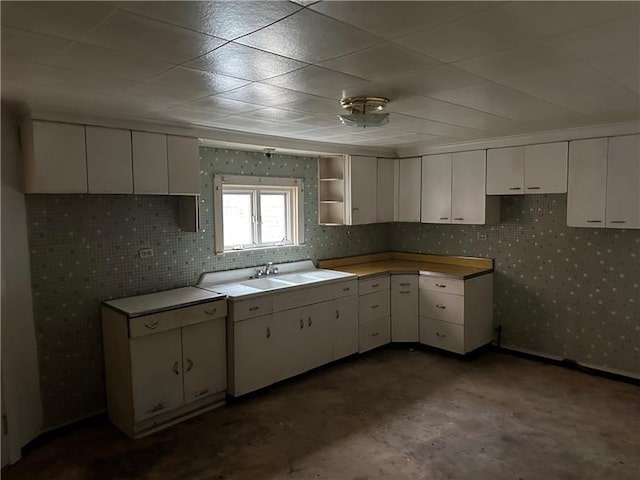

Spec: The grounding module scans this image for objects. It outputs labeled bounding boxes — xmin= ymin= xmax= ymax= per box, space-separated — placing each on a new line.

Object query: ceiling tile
xmin=249 ymin=108 xmax=337 ymax=128
xmin=394 ymin=6 xmax=535 ymax=63
xmin=319 ymin=43 xmax=441 ymax=82
xmin=218 ymin=83 xmax=311 ymax=107
xmin=41 ymin=42 xmax=172 ymax=82
xmin=431 ymin=82 xmax=590 ymax=125
xmin=278 ymin=96 xmax=344 ymax=117
xmin=0 ymin=1 xmax=115 ymax=41
xmin=117 ymin=83 xmax=209 ymax=105
xmin=236 ymin=9 xmax=381 ymax=63
xmin=213 ymin=116 xmax=314 ymax=135
xmin=388 ymin=114 xmax=482 ymax=139
xmin=178 ymin=96 xmax=265 ymax=116
xmin=159 ymin=106 xmax=231 ymax=126
xmin=145 ymin=66 xmax=249 ymax=95
xmin=264 ymin=66 xmax=387 ymax=100
xmin=498 ymin=1 xmax=640 ymax=39
xmin=310 ymin=1 xmax=496 ymax=40
xmin=110 ymin=1 xmax=302 ymax=40
xmin=0 ymin=27 xmax=73 ymax=64
xmin=376 ymin=64 xmax=486 ymax=97
xmin=587 ymin=52 xmax=640 ymax=95
xmin=185 ymin=43 xmax=305 ymax=82
xmin=80 ymin=9 xmax=225 ymax=64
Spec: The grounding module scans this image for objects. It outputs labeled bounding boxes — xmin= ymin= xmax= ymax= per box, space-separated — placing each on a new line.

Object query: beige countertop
xmin=318 ymin=252 xmax=493 ymax=280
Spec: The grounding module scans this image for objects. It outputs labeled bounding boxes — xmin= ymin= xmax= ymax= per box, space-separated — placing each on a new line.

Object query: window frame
xmin=213 ymin=174 xmax=304 ymax=253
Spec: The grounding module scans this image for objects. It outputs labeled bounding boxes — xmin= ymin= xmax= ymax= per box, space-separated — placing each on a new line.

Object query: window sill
xmin=217 ymin=243 xmax=305 ymax=255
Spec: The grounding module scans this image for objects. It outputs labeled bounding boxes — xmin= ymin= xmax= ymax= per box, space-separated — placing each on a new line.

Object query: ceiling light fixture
xmin=339 ymin=96 xmax=390 ymax=128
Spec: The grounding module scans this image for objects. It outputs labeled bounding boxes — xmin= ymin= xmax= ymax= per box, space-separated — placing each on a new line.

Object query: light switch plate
xmin=138 ymin=248 xmax=154 ymax=258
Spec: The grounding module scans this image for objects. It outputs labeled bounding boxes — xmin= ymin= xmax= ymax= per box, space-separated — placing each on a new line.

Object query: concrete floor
xmin=4 ymin=348 xmax=640 ymax=480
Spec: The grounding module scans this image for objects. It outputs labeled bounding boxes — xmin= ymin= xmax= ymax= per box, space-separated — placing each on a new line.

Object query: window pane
xmin=223 ymin=193 xmax=253 ymax=247
xmin=260 ymin=193 xmax=287 ymax=243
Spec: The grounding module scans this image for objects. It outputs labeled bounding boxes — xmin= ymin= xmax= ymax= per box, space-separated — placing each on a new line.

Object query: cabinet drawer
xmin=333 ymin=279 xmax=358 ymax=298
xmin=359 ymin=316 xmax=390 ymax=353
xmin=307 ymin=283 xmax=335 ymax=305
xmin=391 ymin=274 xmax=418 ymax=291
xmin=232 ymin=296 xmax=272 ymax=321
xmin=358 ymin=290 xmax=390 ymax=321
xmin=272 ymin=287 xmax=308 ymax=312
xmin=129 ymin=300 xmax=227 ymax=338
xmin=420 ymin=290 xmax=464 ymax=325
xmin=419 ymin=275 xmax=464 ymax=295
xmin=359 ymin=275 xmax=390 ymax=295
xmin=419 ymin=317 xmax=464 ymax=354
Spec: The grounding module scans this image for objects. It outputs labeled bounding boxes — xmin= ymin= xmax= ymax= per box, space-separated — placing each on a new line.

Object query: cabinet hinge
xmin=2 ymin=414 xmax=8 ymax=435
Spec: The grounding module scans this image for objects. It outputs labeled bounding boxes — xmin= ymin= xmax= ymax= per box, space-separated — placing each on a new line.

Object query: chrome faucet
xmin=255 ymin=262 xmax=278 ymax=277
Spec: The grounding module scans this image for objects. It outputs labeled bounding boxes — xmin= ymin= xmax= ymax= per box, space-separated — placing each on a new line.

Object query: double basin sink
xmin=237 ymin=270 xmax=341 ymax=291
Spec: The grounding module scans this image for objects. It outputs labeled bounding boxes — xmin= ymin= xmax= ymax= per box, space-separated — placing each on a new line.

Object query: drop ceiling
xmin=1 ymin=1 xmax=639 ymax=151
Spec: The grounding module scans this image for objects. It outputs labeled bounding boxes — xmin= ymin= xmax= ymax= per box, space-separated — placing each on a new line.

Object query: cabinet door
xmin=333 ymin=296 xmax=358 ymax=360
xmin=486 ymin=146 xmax=524 ymax=195
xmin=86 ymin=126 xmax=133 ymax=194
xmin=25 ymin=121 xmax=87 ymax=193
xmin=567 ymin=138 xmax=608 ymax=228
xmin=272 ymin=306 xmax=308 ymax=380
xmin=306 ymin=301 xmax=335 ymax=370
xmin=451 ymin=150 xmax=487 ymax=224
xmin=376 ymin=158 xmax=394 ymax=222
xmin=130 ymin=329 xmax=183 ymax=422
xmin=397 ymin=157 xmax=422 ymax=222
xmin=349 ymin=155 xmax=377 ymax=225
xmin=232 ymin=314 xmax=274 ymax=396
xmin=168 ymin=135 xmax=200 ymax=195
xmin=182 ymin=319 xmax=226 ymax=405
xmin=524 ymin=142 xmax=568 ymax=194
xmin=132 ymin=131 xmax=168 ymax=194
xmin=606 ymin=135 xmax=640 ymax=229
xmin=391 ymin=275 xmax=419 ymax=342
xmin=421 ymin=153 xmax=452 ymax=223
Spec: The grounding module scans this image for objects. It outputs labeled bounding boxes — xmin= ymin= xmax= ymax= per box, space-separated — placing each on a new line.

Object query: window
xmin=213 ymin=175 xmax=304 ymax=252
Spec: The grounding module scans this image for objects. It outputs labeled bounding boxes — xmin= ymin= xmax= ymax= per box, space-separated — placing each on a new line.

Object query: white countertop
xmin=104 ymin=287 xmax=226 ymax=318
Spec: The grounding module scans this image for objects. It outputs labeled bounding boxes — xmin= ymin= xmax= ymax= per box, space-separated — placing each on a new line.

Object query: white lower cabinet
xmin=391 ymin=275 xmax=419 ymax=341
xmin=333 ymin=295 xmax=358 ymax=360
xmin=418 ymin=273 xmax=493 ymax=354
xmin=102 ymin=296 xmax=228 ymax=438
xmin=358 ymin=277 xmax=391 ymax=353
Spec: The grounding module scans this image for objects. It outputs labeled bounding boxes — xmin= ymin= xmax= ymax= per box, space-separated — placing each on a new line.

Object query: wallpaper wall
xmin=390 ymin=195 xmax=640 ymax=378
xmin=25 ymin=147 xmax=388 ymax=428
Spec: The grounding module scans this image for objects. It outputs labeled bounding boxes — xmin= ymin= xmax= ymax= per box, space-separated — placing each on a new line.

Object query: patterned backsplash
xmin=390 ymin=195 xmax=639 ymax=378
xmin=25 ymin=147 xmax=388 ymax=428
xmin=25 ymin=148 xmax=639 ymax=428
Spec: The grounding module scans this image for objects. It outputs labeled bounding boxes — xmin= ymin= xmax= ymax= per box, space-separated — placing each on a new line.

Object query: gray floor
xmin=4 ymin=348 xmax=640 ymax=480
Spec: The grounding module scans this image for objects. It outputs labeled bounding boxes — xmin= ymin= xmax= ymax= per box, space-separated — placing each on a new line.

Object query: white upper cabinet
xmin=421 ymin=153 xmax=452 ymax=223
xmin=86 ymin=126 xmax=133 ymax=194
xmin=486 ymin=146 xmax=525 ymax=194
xmin=22 ymin=120 xmax=87 ymax=193
xmin=376 ymin=157 xmax=395 ymax=223
xmin=348 ymin=155 xmax=377 ymax=225
xmin=567 ymin=138 xmax=608 ymax=228
xmin=452 ymin=150 xmax=497 ymax=225
xmin=487 ymin=142 xmax=568 ymax=195
xmin=606 ymin=134 xmax=640 ymax=229
xmin=395 ymin=157 xmax=421 ymax=222
xmin=524 ymin=142 xmax=568 ymax=194
xmin=132 ymin=131 xmax=168 ymax=195
xmin=167 ymin=135 xmax=200 ymax=195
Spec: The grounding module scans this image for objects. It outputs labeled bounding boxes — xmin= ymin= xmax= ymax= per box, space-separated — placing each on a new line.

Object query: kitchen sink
xmin=238 ymin=277 xmax=296 ymax=290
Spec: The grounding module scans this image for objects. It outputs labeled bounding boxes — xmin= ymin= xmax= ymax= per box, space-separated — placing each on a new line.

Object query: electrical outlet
xmin=139 ymin=248 xmax=154 ymax=258
xmin=477 ymin=233 xmax=487 ymax=241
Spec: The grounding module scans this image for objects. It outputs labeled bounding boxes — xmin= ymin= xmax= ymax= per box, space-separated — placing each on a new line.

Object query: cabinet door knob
xmin=527 ymin=186 xmax=541 ymax=190
xmin=435 ymin=304 xmax=446 ymax=309
xmin=508 ymin=187 xmax=521 ymax=190
xmin=308 ymin=317 xmax=312 ymax=327
xmin=335 ymin=309 xmax=340 ymax=319
xmin=194 ymin=388 xmax=210 ymax=398
xmin=204 ymin=308 xmax=217 ymax=315
xmin=399 ymin=290 xmax=410 ymax=294
xmin=352 ymin=207 xmax=360 ymax=211
xmin=586 ymin=220 xmax=602 ymax=223
xmin=145 ymin=321 xmax=159 ymax=330
xmin=173 ymin=361 xmax=180 ymax=376
xmin=371 ymin=332 xmax=380 ymax=337
xmin=371 ymin=304 xmax=379 ymax=309
xmin=299 ymin=318 xmax=304 ymax=329
xmin=399 ymin=283 xmax=410 ymax=287
xmin=248 ymin=306 xmax=260 ymax=312
xmin=439 ymin=217 xmax=449 ymax=220
xmin=186 ymin=358 xmax=194 ymax=372
xmin=266 ymin=327 xmax=271 ymax=338
xmin=609 ymin=220 xmax=626 ymax=224
xmin=371 ymin=283 xmax=379 ymax=288
xmin=148 ymin=403 xmax=165 ymax=414
xmin=435 ymin=332 xmax=447 ymax=338
xmin=454 ymin=217 xmax=464 ymax=221
xmin=435 ymin=283 xmax=446 ymax=288
xmin=342 ymin=287 xmax=351 ymax=292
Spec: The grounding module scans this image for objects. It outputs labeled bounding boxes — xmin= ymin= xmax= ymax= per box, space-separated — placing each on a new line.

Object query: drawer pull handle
xmin=435 ymin=332 xmax=447 ymax=338
xmin=204 ymin=308 xmax=217 ymax=315
xmin=435 ymin=304 xmax=446 ymax=309
xmin=399 ymin=283 xmax=410 ymax=287
xmin=336 ymin=309 xmax=340 ymax=319
xmin=435 ymin=284 xmax=446 ymax=288
xmin=399 ymin=291 xmax=411 ymax=294
xmin=508 ymin=187 xmax=521 ymax=190
xmin=173 ymin=361 xmax=180 ymax=376
xmin=371 ymin=304 xmax=380 ymax=309
xmin=609 ymin=220 xmax=626 ymax=224
xmin=186 ymin=358 xmax=194 ymax=372
xmin=352 ymin=207 xmax=360 ymax=211
xmin=371 ymin=332 xmax=380 ymax=337
xmin=308 ymin=317 xmax=312 ymax=327
xmin=145 ymin=321 xmax=159 ymax=330
xmin=194 ymin=389 xmax=210 ymax=398
xmin=454 ymin=217 xmax=464 ymax=221
xmin=248 ymin=306 xmax=260 ymax=311
xmin=439 ymin=217 xmax=449 ymax=220
xmin=586 ymin=220 xmax=602 ymax=223
xmin=371 ymin=283 xmax=379 ymax=288
xmin=299 ymin=318 xmax=304 ymax=329
xmin=342 ymin=287 xmax=351 ymax=292
xmin=266 ymin=327 xmax=271 ymax=338
xmin=148 ymin=403 xmax=165 ymax=414
xmin=527 ymin=186 xmax=540 ymax=190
